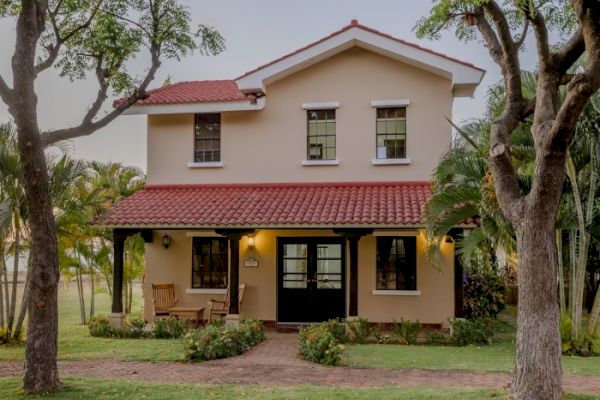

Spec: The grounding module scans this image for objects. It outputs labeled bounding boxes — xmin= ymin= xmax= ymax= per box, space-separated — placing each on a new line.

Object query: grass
xmin=0 ymin=377 xmax=596 ymax=400
xmin=343 ymin=307 xmax=600 ymax=376
xmin=0 ymin=281 xmax=185 ymax=362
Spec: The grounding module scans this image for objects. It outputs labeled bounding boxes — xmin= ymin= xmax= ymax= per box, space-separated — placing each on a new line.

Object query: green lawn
xmin=1 ymin=377 xmax=596 ymax=400
xmin=0 ymin=281 xmax=185 ymax=362
xmin=343 ymin=308 xmax=600 ymax=376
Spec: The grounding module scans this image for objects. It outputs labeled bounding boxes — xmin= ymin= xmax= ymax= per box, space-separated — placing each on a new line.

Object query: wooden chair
xmin=152 ymin=283 xmax=179 ymax=317
xmin=207 ymin=283 xmax=246 ymax=322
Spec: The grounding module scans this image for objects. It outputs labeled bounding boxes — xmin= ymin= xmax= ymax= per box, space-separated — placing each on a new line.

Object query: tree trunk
xmin=10 ymin=1 xmax=60 ymax=392
xmin=7 ymin=223 xmax=20 ymax=334
xmin=569 ymin=229 xmax=577 ymax=320
xmin=512 ymin=218 xmax=563 ymax=400
xmin=1 ymin=250 xmax=8 ymax=329
xmin=89 ymin=266 xmax=95 ymax=319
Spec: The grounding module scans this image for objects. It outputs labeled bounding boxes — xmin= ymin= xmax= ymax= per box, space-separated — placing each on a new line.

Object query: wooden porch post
xmin=112 ymin=229 xmax=126 ymax=315
xmin=348 ymin=236 xmax=359 ymax=317
xmin=215 ymin=229 xmax=255 ymax=316
xmin=229 ymin=235 xmax=241 ymax=315
xmin=333 ymin=228 xmax=373 ymax=318
xmin=449 ymin=228 xmax=465 ymax=318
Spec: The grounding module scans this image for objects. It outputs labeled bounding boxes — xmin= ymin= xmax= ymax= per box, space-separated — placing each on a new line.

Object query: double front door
xmin=277 ymin=237 xmax=345 ymax=323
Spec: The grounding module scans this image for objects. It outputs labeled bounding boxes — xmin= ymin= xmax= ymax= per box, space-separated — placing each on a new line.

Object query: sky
xmin=0 ymin=0 xmax=540 ymax=171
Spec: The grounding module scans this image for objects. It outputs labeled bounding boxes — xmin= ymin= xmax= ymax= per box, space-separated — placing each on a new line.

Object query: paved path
xmin=2 ymin=332 xmax=599 ymax=396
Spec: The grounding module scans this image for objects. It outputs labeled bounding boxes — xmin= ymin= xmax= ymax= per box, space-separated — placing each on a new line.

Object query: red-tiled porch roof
xmin=95 ymin=182 xmax=434 ymax=228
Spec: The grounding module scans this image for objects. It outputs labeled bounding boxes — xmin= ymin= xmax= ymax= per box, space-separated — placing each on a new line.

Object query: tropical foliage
xmin=0 ymin=121 xmax=146 ymax=338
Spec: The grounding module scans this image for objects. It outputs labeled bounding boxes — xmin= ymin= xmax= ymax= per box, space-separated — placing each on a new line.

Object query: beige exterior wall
xmin=146 ymin=47 xmax=453 ymax=184
xmin=143 ymin=229 xmax=455 ymax=325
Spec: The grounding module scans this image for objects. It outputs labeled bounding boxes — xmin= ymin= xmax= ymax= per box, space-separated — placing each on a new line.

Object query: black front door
xmin=277 ymin=237 xmax=345 ymax=323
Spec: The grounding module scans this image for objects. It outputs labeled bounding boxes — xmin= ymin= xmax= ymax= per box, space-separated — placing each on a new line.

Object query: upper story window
xmin=194 ymin=114 xmax=221 ymax=163
xmin=376 ymin=236 xmax=416 ymax=290
xmin=192 ymin=237 xmax=228 ymax=289
xmin=307 ymin=109 xmax=336 ymax=160
xmin=376 ymin=108 xmax=406 ymax=159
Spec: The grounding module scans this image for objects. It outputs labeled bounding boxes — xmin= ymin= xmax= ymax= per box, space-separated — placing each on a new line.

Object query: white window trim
xmin=371 ymin=99 xmax=410 ymax=107
xmin=371 ymin=290 xmax=421 ymax=296
xmin=186 ymin=288 xmax=227 ymax=295
xmin=302 ymin=101 xmax=340 ymax=110
xmin=187 ymin=161 xmax=224 ymax=169
xmin=301 ymin=159 xmax=340 ymax=166
xmin=371 ymin=158 xmax=412 ymax=165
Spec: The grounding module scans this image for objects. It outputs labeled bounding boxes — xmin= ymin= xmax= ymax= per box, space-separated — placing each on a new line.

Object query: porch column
xmin=229 ymin=235 xmax=241 ymax=315
xmin=333 ymin=229 xmax=373 ymax=318
xmin=112 ymin=229 xmax=126 ymax=315
xmin=215 ymin=229 xmax=255 ymax=316
xmin=348 ymin=236 xmax=360 ymax=317
xmin=449 ymin=228 xmax=465 ymax=318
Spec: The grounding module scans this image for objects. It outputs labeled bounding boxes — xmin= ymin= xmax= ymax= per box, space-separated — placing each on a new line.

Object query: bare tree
xmin=0 ymin=0 xmax=224 ymax=393
xmin=417 ymin=1 xmax=600 ymax=399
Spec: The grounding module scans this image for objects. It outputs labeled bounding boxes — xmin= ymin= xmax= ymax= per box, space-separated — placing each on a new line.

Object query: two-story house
xmin=99 ymin=20 xmax=484 ymax=327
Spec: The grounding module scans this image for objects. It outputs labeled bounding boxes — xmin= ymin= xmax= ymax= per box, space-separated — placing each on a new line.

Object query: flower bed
xmin=183 ymin=319 xmax=265 ymax=361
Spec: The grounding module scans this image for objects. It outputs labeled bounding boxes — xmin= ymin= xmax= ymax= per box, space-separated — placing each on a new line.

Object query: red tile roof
xmin=131 ymin=80 xmax=248 ymax=106
xmin=95 ymin=182 xmax=433 ymax=228
xmin=122 ymin=20 xmax=483 ymax=108
xmin=236 ymin=19 xmax=485 ymax=80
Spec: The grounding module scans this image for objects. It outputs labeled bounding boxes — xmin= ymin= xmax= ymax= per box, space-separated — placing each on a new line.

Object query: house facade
xmin=100 ymin=20 xmax=484 ymax=327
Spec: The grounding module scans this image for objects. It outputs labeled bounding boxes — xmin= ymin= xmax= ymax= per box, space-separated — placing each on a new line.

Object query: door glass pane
xmin=283 ymin=244 xmax=307 ymax=289
xmin=316 ymin=244 xmax=342 ymax=289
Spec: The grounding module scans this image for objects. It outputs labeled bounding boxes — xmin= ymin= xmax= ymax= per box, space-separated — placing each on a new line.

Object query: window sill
xmin=187 ymin=161 xmax=224 ymax=169
xmin=186 ymin=288 xmax=227 ymax=295
xmin=371 ymin=158 xmax=411 ymax=165
xmin=301 ymin=159 xmax=340 ymax=166
xmin=371 ymin=290 xmax=421 ymax=296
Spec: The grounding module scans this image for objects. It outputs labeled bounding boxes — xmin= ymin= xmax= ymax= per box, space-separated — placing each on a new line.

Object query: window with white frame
xmin=376 ymin=108 xmax=406 ymax=159
xmin=307 ymin=109 xmax=336 ymax=160
xmin=194 ymin=113 xmax=221 ymax=162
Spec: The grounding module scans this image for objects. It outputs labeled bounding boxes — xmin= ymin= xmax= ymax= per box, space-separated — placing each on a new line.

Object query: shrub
xmin=184 ymin=319 xmax=265 ymax=361
xmin=392 ymin=318 xmax=421 ymax=345
xmin=322 ymin=318 xmax=348 ymax=343
xmin=298 ymin=324 xmax=345 ymax=365
xmin=89 ymin=315 xmax=118 ymax=338
xmin=463 ymin=268 xmax=506 ymax=319
xmin=347 ymin=317 xmax=371 ymax=344
xmin=153 ymin=317 xmax=189 ymax=339
xmin=122 ymin=316 xmax=148 ymax=338
xmin=451 ymin=318 xmax=494 ymax=346
xmin=425 ymin=331 xmax=445 ymax=346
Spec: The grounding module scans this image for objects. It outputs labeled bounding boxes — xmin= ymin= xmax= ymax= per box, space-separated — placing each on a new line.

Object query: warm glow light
xmin=247 ymin=234 xmax=255 ymax=250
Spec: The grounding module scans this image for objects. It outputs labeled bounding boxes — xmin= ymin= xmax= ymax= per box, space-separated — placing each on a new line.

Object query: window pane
xmin=376 ymin=108 xmax=407 ymax=159
xmin=194 ymin=114 xmax=221 ymax=162
xmin=192 ymin=237 xmax=228 ymax=289
xmin=307 ymin=110 xmax=335 ymax=161
xmin=376 ymin=237 xmax=416 ymax=290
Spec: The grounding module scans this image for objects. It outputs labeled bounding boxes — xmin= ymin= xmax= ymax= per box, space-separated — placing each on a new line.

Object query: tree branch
xmin=554 ymin=29 xmax=585 ymax=75
xmin=514 ymin=20 xmax=529 ymax=49
xmin=524 ymin=6 xmax=551 ymax=72
xmin=41 ymin=45 xmax=161 ymax=145
xmin=34 ymin=0 xmax=102 ymax=76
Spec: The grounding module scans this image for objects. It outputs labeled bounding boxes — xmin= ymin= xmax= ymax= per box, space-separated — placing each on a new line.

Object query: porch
xmin=99 ymin=182 xmax=466 ymax=326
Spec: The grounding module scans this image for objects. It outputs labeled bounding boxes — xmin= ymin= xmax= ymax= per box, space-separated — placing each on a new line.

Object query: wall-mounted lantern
xmin=162 ymin=234 xmax=172 ymax=249
xmin=444 ymin=235 xmax=455 ymax=244
xmin=247 ymin=233 xmax=255 ymax=251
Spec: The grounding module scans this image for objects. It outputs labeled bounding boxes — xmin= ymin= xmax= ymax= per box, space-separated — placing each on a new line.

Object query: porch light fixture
xmin=162 ymin=234 xmax=171 ymax=249
xmin=444 ymin=235 xmax=455 ymax=244
xmin=247 ymin=233 xmax=255 ymax=250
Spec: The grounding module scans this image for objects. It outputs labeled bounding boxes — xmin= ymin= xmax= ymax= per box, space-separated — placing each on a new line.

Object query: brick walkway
xmin=1 ymin=331 xmax=599 ymax=396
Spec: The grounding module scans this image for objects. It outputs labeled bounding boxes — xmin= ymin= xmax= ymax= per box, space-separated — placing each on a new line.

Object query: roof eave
xmin=121 ymin=97 xmax=266 ymax=115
